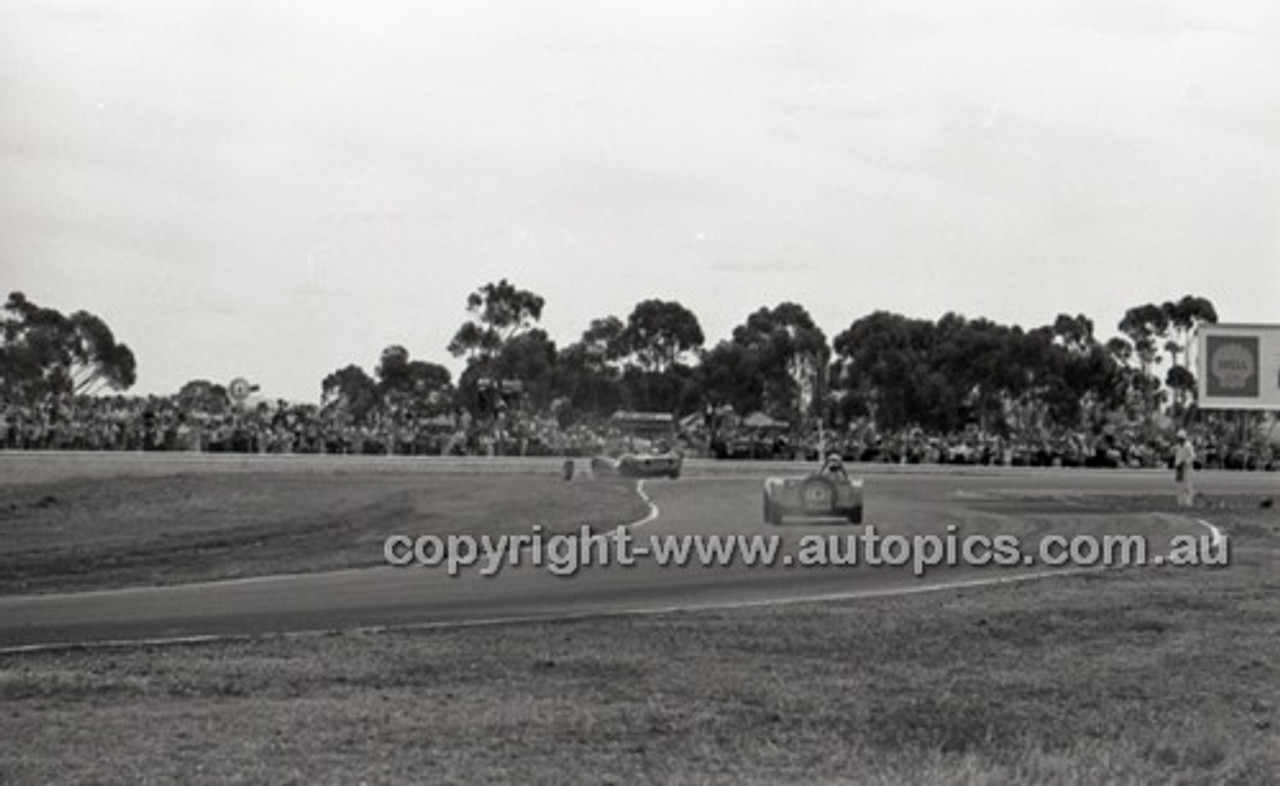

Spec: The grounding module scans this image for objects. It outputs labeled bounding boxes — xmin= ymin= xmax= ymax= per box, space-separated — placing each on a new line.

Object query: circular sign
xmin=228 ymin=377 xmax=252 ymax=402
xmin=803 ymin=481 xmax=832 ymax=509
xmin=1209 ymin=342 xmax=1255 ymax=391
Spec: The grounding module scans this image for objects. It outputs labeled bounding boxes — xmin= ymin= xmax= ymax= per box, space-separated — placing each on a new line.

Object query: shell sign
xmin=1206 ymin=337 xmax=1258 ymax=396
xmin=1197 ymin=325 xmax=1280 ymax=410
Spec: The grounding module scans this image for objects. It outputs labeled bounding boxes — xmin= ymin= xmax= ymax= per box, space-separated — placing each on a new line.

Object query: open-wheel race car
xmin=763 ymin=455 xmax=864 ymax=524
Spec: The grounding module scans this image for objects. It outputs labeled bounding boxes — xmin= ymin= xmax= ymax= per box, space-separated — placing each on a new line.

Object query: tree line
xmin=2 ymin=287 xmax=1220 ymax=436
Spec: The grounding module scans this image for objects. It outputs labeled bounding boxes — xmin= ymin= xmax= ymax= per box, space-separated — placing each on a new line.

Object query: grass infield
xmin=0 ymin=470 xmax=647 ymax=594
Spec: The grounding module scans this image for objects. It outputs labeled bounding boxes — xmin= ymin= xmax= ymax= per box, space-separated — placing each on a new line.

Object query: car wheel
xmin=847 ymin=506 xmax=864 ymax=525
xmin=763 ymin=493 xmax=780 ymax=525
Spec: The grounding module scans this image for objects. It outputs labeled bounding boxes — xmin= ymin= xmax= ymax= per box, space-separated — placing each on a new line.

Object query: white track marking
xmin=1196 ymin=518 xmax=1227 ymax=550
xmin=627 ymin=479 xmax=660 ymax=529
xmin=0 ymin=633 xmax=260 ymax=655
xmin=3 ymin=565 xmax=402 ymax=601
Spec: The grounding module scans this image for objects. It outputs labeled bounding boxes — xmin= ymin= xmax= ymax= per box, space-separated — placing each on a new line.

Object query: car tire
xmin=763 ymin=492 xmax=781 ymax=525
xmin=847 ymin=506 xmax=864 ymax=525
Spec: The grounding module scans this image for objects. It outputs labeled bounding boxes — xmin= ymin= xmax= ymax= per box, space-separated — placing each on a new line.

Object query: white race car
xmin=763 ymin=457 xmax=864 ymax=525
xmin=591 ymin=451 xmax=683 ymax=480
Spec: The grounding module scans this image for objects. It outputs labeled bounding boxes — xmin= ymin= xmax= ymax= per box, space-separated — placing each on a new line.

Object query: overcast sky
xmin=3 ymin=1 xmax=1278 ymax=401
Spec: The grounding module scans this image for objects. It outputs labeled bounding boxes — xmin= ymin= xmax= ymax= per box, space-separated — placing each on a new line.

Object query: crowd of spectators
xmin=706 ymin=419 xmax=1277 ymax=471
xmin=2 ymin=394 xmax=1276 ymax=471
xmin=0 ymin=395 xmax=619 ymax=458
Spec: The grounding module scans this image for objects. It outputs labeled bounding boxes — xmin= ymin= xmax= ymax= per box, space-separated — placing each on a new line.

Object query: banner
xmin=1195 ymin=324 xmax=1280 ymax=410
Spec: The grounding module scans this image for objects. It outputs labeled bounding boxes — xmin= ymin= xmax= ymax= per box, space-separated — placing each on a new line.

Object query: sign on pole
xmin=228 ymin=377 xmax=253 ymax=403
xmin=1194 ymin=324 xmax=1280 ymax=410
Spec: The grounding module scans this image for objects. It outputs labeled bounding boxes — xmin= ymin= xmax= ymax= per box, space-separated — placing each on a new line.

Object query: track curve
xmin=1 ymin=463 xmax=1263 ymax=652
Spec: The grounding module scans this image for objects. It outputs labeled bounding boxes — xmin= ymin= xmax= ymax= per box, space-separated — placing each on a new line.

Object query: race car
xmin=591 ymin=451 xmax=683 ymax=479
xmin=763 ymin=455 xmax=864 ymax=524
xmin=590 ymin=410 xmax=684 ymax=479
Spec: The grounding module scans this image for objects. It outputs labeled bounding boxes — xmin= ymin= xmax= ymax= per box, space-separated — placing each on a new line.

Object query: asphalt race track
xmin=0 ymin=455 xmax=1271 ymax=651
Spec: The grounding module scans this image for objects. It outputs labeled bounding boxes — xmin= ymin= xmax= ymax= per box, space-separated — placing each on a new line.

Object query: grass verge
xmin=0 ymin=471 xmax=646 ymax=594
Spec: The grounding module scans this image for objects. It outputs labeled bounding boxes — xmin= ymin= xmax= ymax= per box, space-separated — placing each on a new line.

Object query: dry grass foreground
xmin=0 ymin=470 xmax=647 ymax=594
xmin=2 ymin=500 xmax=1277 ymax=784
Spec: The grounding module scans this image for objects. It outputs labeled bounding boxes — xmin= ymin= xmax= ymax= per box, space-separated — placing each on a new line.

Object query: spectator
xmin=1173 ymin=430 xmax=1195 ymax=508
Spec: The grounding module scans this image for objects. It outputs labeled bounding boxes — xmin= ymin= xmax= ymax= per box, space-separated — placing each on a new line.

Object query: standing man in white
xmin=1173 ymin=430 xmax=1196 ymax=508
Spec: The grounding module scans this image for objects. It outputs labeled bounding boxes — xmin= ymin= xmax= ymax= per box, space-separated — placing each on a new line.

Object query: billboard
xmin=1195 ymin=324 xmax=1280 ymax=410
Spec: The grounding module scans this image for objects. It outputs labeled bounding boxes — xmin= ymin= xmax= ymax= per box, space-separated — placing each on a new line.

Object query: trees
xmin=376 ymin=345 xmax=451 ymax=403
xmin=831 ymin=311 xmax=936 ymax=431
xmin=176 ymin=379 xmax=229 ymax=415
xmin=555 ymin=317 xmax=625 ymax=421
xmin=1161 ymin=295 xmax=1218 ymax=411
xmin=1162 ymin=296 xmax=1218 ymax=360
xmin=1118 ymin=303 xmax=1171 ymax=427
xmin=729 ymin=303 xmax=830 ymax=423
xmin=487 ymin=329 xmax=558 ymax=412
xmin=449 ymin=280 xmax=553 ymax=419
xmin=609 ymin=299 xmax=704 ymax=412
xmin=1114 ymin=296 xmax=1218 ymax=422
xmin=581 ymin=316 xmax=625 ymax=360
xmin=447 ymin=279 xmax=546 ymax=363
xmin=615 ymin=299 xmax=704 ymax=375
xmin=829 ymin=310 xmax=1129 ymax=436
xmin=1042 ymin=313 xmax=1126 ymax=429
xmin=698 ymin=340 xmax=764 ymax=418
xmin=320 ymin=364 xmax=380 ymax=424
xmin=3 ymin=280 xmax=1229 ymax=449
xmin=931 ymin=315 xmax=1015 ymax=433
xmin=697 ymin=304 xmax=831 ymax=426
xmin=1052 ymin=313 xmax=1095 ymax=355
xmin=1 ymin=291 xmax=137 ymax=403
xmin=319 ymin=345 xmax=451 ymax=426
